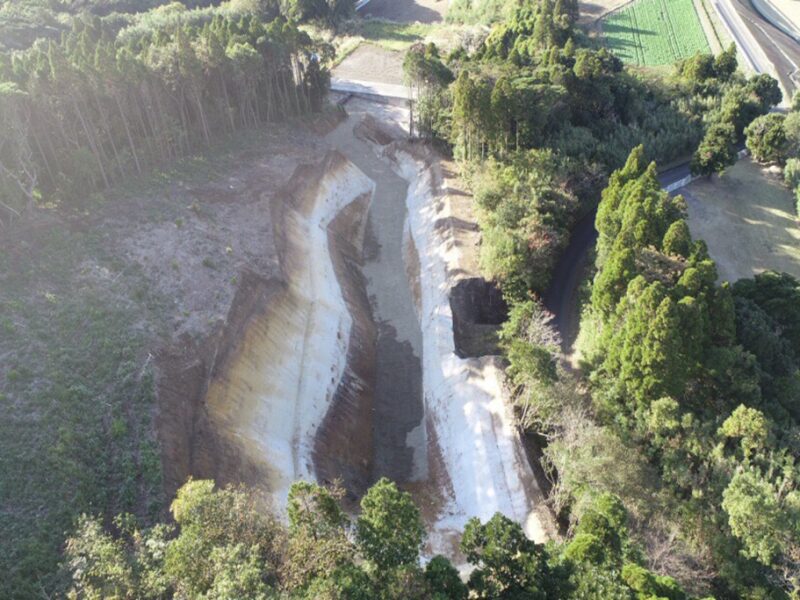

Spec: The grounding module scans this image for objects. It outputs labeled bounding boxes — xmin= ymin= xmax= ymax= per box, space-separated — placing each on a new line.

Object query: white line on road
xmin=710 ymin=0 xmax=791 ymax=103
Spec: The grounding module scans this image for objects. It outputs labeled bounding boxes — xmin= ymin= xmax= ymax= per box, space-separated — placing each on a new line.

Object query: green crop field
xmin=602 ymin=0 xmax=711 ymax=66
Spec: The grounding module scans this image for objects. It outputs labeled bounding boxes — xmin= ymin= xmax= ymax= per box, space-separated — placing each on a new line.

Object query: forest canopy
xmin=0 ymin=2 xmax=332 ymax=227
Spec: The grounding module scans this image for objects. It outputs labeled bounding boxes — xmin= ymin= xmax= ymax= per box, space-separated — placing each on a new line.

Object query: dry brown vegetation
xmin=685 ymin=157 xmax=800 ymax=282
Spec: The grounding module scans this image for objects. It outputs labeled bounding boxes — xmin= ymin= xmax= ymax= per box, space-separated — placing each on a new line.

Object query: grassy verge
xmin=0 ymin=227 xmax=164 ymax=598
xmin=357 ymin=19 xmax=438 ymax=50
xmin=311 ymin=18 xmax=458 ymax=68
xmin=684 ymin=158 xmax=800 ymax=283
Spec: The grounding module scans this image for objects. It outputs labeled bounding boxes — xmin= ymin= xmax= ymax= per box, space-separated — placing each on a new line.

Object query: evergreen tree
xmin=691 ymin=121 xmax=736 ymax=177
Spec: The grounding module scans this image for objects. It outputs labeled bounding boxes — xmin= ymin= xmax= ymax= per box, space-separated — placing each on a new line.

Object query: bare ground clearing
xmin=684 ymin=158 xmax=800 ymax=283
xmin=579 ymin=0 xmax=634 ymax=25
xmin=333 ymin=43 xmax=405 ymax=85
xmin=360 ymin=0 xmax=447 ymax=23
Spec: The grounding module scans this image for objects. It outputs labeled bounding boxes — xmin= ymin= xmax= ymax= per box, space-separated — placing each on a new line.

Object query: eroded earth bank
xmin=161 ymin=101 xmax=556 ymax=555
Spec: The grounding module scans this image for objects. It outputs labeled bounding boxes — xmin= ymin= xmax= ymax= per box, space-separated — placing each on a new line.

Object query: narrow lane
xmin=544 ymin=163 xmax=694 ymax=349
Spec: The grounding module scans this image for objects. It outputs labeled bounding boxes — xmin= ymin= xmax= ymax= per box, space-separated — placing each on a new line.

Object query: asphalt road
xmin=736 ymin=0 xmax=799 ymax=98
xmin=715 ymin=0 xmax=800 ymax=101
xmin=543 ymin=162 xmax=692 ymax=349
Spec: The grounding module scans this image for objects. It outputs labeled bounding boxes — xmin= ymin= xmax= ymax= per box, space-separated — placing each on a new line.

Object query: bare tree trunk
xmin=72 ymin=95 xmax=110 ymax=188
xmin=114 ymin=93 xmax=142 ymax=175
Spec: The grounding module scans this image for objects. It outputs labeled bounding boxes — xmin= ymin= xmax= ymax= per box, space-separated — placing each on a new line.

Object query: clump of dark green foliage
xmin=403 ymin=0 xmax=773 ymax=297
xmin=741 ymin=91 xmax=800 ymax=215
xmin=66 ymin=478 xmax=703 ymax=600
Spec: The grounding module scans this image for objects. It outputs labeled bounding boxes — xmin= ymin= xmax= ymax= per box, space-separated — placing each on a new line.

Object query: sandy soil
xmin=685 ymin=158 xmax=800 ymax=283
xmin=116 ymin=131 xmax=320 ymax=338
xmin=391 ymin=146 xmax=558 ymax=550
xmin=327 ymin=109 xmax=429 ymax=484
xmin=333 ymin=44 xmax=405 ymax=86
xmin=360 ymin=0 xmax=447 ymax=23
xmin=154 ymin=95 xmax=555 ymax=555
xmin=323 ymin=99 xmax=557 ymax=551
xmin=204 ymin=153 xmax=374 ymax=509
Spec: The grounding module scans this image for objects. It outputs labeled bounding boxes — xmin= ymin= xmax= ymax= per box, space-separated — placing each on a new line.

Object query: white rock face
xmin=206 ymin=155 xmax=374 ymax=509
xmin=395 ymin=152 xmax=552 ymax=549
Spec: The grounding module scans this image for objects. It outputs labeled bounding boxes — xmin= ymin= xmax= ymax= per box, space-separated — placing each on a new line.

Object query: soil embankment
xmin=199 ymin=152 xmax=375 ymax=508
xmin=385 ymin=143 xmax=557 ymax=549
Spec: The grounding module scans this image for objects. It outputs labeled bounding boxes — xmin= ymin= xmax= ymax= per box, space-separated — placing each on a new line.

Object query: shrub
xmin=784 ymin=111 xmax=800 ymax=156
xmin=796 ymin=186 xmax=800 ymax=217
xmin=745 ymin=113 xmax=787 ymax=164
xmin=784 ymin=158 xmax=800 ymax=189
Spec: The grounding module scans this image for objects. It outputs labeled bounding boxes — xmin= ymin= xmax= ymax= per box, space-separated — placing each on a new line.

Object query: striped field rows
xmin=602 ymin=0 xmax=711 ymax=66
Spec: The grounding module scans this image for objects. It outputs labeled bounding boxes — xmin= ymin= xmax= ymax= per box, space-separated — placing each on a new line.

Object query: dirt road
xmin=327 ymin=108 xmax=428 ymax=484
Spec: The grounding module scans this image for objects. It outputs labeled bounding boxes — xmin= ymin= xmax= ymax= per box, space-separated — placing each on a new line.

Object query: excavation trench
xmin=194 ymin=106 xmax=555 ymax=551
xmin=325 ymin=111 xmax=427 ymax=486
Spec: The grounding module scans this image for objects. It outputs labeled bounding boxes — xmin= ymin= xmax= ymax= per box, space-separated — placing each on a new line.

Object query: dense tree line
xmin=403 ymin=0 xmax=775 ymax=296
xmin=575 ymin=147 xmax=800 ymax=597
xmin=67 ymin=477 xmax=709 ymax=599
xmin=0 ymin=0 xmax=224 ymax=51
xmin=0 ymin=0 xmax=354 ymax=51
xmin=740 ymin=92 xmax=800 ymax=214
xmin=500 ymin=150 xmax=799 ymax=598
xmin=401 ymin=0 xmax=792 ymax=596
xmin=0 ymin=1 xmax=345 ymax=227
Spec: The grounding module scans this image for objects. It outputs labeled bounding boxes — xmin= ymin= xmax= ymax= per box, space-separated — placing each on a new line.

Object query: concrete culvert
xmin=449 ymin=277 xmax=508 ymax=358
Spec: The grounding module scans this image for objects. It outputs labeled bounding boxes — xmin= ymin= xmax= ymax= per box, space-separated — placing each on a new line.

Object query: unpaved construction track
xmin=329 ymin=112 xmax=428 ymax=485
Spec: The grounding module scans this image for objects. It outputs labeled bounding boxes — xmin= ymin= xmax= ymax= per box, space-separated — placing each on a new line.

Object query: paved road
xmin=734 ymin=0 xmax=800 ymax=99
xmin=713 ymin=0 xmax=799 ymax=102
xmin=543 ymin=162 xmax=693 ymax=349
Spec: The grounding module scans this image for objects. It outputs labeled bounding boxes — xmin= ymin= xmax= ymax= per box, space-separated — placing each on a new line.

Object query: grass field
xmin=603 ymin=0 xmax=710 ymax=66
xmin=684 ymin=159 xmax=800 ymax=283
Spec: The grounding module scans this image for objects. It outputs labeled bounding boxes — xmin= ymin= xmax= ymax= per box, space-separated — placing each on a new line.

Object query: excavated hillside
xmin=155 ymin=99 xmax=557 ymax=553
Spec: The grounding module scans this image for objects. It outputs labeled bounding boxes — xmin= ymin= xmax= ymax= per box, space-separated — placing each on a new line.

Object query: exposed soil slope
xmin=389 ymin=145 xmax=558 ymax=550
xmin=203 ymin=152 xmax=375 ymax=508
xmin=155 ymin=100 xmax=557 ymax=556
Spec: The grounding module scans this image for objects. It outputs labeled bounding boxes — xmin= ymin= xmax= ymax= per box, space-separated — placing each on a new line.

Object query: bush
xmin=784 ymin=158 xmax=800 ymax=189
xmin=784 ymin=111 xmax=800 ymax=156
xmin=745 ymin=113 xmax=787 ymax=164
xmin=796 ymin=186 xmax=800 ymax=217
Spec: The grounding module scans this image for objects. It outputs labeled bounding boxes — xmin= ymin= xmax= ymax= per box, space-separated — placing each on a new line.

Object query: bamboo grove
xmin=0 ymin=8 xmax=329 ymax=226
